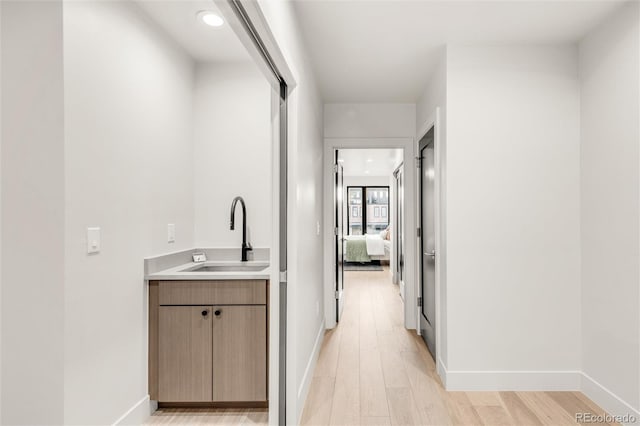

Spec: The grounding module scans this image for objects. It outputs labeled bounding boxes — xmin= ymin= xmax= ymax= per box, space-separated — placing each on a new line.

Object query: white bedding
xmin=365 ymin=234 xmax=386 ymax=256
xmin=343 ymin=234 xmax=390 ymax=260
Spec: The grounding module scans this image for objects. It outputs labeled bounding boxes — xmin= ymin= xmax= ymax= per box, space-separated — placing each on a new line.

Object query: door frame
xmin=416 ymin=108 xmax=445 ymax=382
xmin=323 ymin=139 xmax=415 ymax=330
xmin=215 ymin=1 xmax=296 ymax=424
xmin=334 ymin=152 xmax=345 ymax=323
xmin=392 ymin=163 xmax=404 ymax=288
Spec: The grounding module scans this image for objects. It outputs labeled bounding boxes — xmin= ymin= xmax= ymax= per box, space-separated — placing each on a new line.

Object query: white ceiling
xmin=293 ymin=0 xmax=625 ymax=102
xmin=136 ymin=0 xmax=251 ymax=63
xmin=339 ymin=149 xmax=403 ymax=176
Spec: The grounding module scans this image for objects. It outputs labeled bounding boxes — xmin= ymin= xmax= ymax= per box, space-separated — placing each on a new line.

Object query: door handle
xmin=424 ymin=251 xmax=435 ymax=258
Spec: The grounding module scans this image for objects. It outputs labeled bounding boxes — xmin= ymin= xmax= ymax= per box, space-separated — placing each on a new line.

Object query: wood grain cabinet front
xmin=211 ymin=305 xmax=267 ymax=402
xmin=158 ymin=306 xmax=213 ymax=402
xmin=149 ymin=279 xmax=269 ymax=406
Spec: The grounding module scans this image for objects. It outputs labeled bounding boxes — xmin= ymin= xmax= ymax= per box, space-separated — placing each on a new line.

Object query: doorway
xmin=333 ymin=148 xmax=403 ymax=324
xmin=418 ymin=127 xmax=436 ymax=359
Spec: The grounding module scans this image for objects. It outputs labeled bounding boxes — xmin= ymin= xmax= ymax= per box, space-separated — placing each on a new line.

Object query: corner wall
xmin=1 ymin=2 xmax=65 ymax=424
xmin=445 ymin=45 xmax=582 ymax=387
xmin=63 ymin=2 xmax=196 ymax=423
xmin=193 ymin=62 xmax=272 ymax=249
xmin=256 ymin=2 xmax=326 ymax=424
xmin=579 ymin=1 xmax=640 ymax=418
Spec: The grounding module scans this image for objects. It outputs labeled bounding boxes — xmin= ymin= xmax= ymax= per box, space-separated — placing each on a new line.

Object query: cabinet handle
xmin=214 ymin=310 xmax=221 ymax=316
xmin=201 ymin=310 xmax=208 ymax=317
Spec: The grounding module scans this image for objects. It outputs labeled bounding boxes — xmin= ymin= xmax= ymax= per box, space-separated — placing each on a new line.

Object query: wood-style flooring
xmin=146 ymin=267 xmax=616 ymax=425
xmin=145 ymin=407 xmax=268 ymax=425
xmin=300 ymin=268 xmax=617 ymax=426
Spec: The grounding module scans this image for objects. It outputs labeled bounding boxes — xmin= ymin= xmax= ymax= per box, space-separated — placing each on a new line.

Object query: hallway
xmin=301 ymin=269 xmax=615 ymax=426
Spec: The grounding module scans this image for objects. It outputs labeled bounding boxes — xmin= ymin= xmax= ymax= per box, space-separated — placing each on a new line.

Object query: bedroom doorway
xmin=333 ymin=148 xmax=404 ymax=324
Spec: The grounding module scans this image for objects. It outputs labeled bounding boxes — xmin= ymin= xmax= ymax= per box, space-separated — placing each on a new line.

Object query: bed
xmin=344 ymin=234 xmax=391 ymax=263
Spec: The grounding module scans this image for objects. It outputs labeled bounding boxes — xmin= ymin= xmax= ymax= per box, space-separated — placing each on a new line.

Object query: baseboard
xmin=296 ymin=320 xmax=325 ymax=423
xmin=581 ymin=372 xmax=640 ymax=425
xmin=444 ymin=369 xmax=581 ymax=391
xmin=436 ymin=357 xmax=447 ymax=387
xmin=112 ymin=395 xmax=156 ymax=425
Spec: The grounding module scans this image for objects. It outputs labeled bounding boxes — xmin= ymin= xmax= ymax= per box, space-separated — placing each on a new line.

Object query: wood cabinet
xmin=158 ymin=306 xmax=212 ymax=402
xmin=211 ymin=305 xmax=267 ymax=402
xmin=149 ymin=280 xmax=268 ymax=407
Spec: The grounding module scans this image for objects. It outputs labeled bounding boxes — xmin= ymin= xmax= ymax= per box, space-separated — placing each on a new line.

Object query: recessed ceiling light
xmin=366 ymin=158 xmax=373 ymax=162
xmin=365 ymin=170 xmax=370 ymax=174
xmin=197 ymin=11 xmax=224 ymax=27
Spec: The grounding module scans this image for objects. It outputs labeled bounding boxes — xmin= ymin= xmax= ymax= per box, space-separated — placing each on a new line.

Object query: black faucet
xmin=230 ymin=196 xmax=252 ymax=261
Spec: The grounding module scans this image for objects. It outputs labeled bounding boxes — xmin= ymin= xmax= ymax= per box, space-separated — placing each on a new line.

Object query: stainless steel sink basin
xmin=181 ymin=263 xmax=269 ymax=273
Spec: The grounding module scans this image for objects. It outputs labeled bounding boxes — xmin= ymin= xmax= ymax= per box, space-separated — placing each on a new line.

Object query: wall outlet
xmin=87 ymin=227 xmax=101 ymax=254
xmin=167 ymin=224 xmax=175 ymax=243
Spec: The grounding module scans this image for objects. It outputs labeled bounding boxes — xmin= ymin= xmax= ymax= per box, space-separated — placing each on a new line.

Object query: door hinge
xmin=417 ymin=297 xmax=422 ymax=307
xmin=333 ymin=164 xmax=339 ymax=173
xmin=417 ymin=227 xmax=421 ymax=238
xmin=279 ymin=270 xmax=287 ymax=282
xmin=415 ymin=156 xmax=422 ymax=168
xmin=335 ymin=290 xmax=340 ymax=299
xmin=334 ymin=227 xmax=339 ymax=236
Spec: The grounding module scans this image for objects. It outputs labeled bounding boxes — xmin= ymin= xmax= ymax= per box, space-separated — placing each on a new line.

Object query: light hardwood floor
xmin=300 ymin=267 xmax=617 ymax=426
xmin=146 ymin=407 xmax=268 ymax=425
xmin=146 ymin=267 xmax=615 ymax=425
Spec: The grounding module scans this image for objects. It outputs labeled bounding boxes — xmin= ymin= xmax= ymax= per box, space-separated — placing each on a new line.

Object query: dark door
xmin=419 ymin=127 xmax=436 ymax=359
xmin=334 ymin=150 xmax=345 ymax=322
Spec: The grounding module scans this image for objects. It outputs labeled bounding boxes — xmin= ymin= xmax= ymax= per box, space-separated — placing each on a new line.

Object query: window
xmin=347 ymin=186 xmax=389 ymax=235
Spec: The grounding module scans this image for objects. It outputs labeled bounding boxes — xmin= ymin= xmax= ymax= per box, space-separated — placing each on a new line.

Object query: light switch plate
xmin=167 ymin=224 xmax=175 ymax=243
xmin=87 ymin=227 xmax=101 ymax=254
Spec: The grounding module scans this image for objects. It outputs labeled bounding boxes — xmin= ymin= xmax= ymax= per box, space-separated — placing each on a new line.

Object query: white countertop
xmin=146 ymin=260 xmax=271 ymax=281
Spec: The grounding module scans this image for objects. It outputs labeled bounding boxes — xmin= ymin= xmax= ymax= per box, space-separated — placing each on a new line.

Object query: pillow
xmin=379 ymin=230 xmax=387 ymax=239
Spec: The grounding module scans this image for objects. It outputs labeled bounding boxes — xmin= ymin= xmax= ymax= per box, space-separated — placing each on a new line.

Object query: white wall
xmin=579 ymin=1 xmax=640 ymax=417
xmin=193 ymin=62 xmax=271 ymax=249
xmin=343 ymin=175 xmax=390 ymax=188
xmin=256 ymin=2 xmax=326 ymax=424
xmin=63 ymin=2 xmax=195 ymax=424
xmin=416 ymin=49 xmax=448 ymax=372
xmin=325 ymin=103 xmax=416 ymax=138
xmin=445 ymin=45 xmax=582 ymax=383
xmin=1 ymin=2 xmax=65 ymax=424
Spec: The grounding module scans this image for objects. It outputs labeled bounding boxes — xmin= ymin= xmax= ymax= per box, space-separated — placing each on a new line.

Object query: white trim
xmin=581 ymin=372 xmax=640 ymax=425
xmin=296 ymin=321 xmax=326 ymax=422
xmin=436 ymin=357 xmax=447 ymax=388
xmin=112 ymin=395 xmax=155 ymax=426
xmin=444 ymin=369 xmax=582 ymax=391
xmin=215 ymin=0 xmax=296 ymax=91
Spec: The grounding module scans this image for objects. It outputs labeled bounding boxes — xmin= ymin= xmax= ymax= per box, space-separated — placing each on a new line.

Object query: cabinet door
xmin=158 ymin=306 xmax=212 ymax=402
xmin=212 ymin=305 xmax=267 ymax=401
